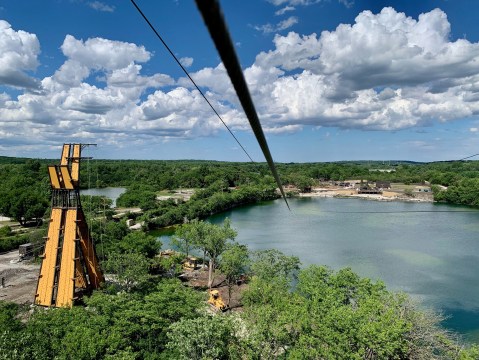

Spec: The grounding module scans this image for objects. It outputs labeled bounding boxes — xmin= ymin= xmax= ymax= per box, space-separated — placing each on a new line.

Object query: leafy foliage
xmin=103 ymin=252 xmax=151 ymax=292
xmin=220 ymin=243 xmax=249 ymax=305
xmin=165 ymin=315 xmax=237 ymax=360
xmin=242 ymin=262 xmax=469 ymax=359
xmin=0 ymin=279 xmax=202 ymax=359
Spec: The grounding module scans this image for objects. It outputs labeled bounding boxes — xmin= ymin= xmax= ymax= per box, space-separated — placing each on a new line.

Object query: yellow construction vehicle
xmin=183 ymin=256 xmax=199 ymax=270
xmin=208 ymin=289 xmax=229 ymax=311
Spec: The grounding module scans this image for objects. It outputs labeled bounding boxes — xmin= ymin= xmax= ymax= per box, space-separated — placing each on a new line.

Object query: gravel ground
xmin=0 ymin=250 xmax=39 ymax=304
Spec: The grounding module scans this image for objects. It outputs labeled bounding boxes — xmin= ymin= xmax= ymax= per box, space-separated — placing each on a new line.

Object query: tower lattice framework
xmin=35 ymin=144 xmax=104 ymax=307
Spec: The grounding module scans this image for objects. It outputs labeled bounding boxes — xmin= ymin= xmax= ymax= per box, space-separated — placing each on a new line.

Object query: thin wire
xmin=194 ymin=0 xmax=290 ymax=210
xmin=130 ymin=0 xmax=254 ymax=163
xmin=459 ymin=153 xmax=479 ymax=161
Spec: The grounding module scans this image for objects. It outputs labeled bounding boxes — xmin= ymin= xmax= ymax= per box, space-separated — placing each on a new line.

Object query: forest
xmin=1 ymin=218 xmax=479 ymax=359
xmin=2 ymin=157 xmax=479 ymax=230
xmin=1 ymin=156 xmax=479 ymax=358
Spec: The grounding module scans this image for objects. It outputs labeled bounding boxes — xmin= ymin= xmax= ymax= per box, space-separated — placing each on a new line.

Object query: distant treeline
xmin=1 ymin=157 xmax=479 ymax=230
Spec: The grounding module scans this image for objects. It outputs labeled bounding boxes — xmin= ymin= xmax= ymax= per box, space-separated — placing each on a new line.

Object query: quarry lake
xmin=80 ymin=187 xmax=126 ymax=207
xmin=158 ymin=197 xmax=479 ymax=341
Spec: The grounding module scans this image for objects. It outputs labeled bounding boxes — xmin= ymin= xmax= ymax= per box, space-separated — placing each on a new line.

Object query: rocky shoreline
xmin=298 ymin=188 xmax=434 ymax=203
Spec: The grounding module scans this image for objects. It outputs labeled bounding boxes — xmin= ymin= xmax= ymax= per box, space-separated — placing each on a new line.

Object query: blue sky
xmin=1 ymin=0 xmax=479 ymax=162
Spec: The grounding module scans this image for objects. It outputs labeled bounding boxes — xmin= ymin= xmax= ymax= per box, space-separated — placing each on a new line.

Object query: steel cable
xmin=194 ymin=0 xmax=290 ymax=210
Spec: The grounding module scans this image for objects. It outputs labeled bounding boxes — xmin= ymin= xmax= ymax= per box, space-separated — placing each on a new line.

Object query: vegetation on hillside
xmin=1 ymin=158 xmax=479 ymax=225
xmin=2 ymin=157 xmax=479 ymax=357
xmin=1 ymin=234 xmax=478 ymax=358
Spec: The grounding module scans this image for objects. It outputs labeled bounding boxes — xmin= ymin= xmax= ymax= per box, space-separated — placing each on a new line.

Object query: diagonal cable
xmin=459 ymin=153 xmax=479 ymax=161
xmin=194 ymin=0 xmax=290 ymax=210
xmin=130 ymin=0 xmax=254 ymax=163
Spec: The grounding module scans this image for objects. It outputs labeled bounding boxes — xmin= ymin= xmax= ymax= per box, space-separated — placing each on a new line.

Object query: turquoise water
xmin=160 ymin=197 xmax=479 ymax=341
xmin=80 ymin=187 xmax=126 ymax=207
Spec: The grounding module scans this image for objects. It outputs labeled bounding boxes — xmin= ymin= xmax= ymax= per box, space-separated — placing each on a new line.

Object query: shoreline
xmin=297 ymin=188 xmax=434 ymax=203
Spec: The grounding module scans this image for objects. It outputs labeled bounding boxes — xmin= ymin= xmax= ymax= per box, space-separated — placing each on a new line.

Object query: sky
xmin=1 ymin=0 xmax=479 ymax=162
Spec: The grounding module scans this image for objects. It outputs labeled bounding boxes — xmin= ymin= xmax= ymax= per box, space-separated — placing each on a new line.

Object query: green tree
xmin=117 ymin=231 xmax=161 ymax=258
xmin=103 ymin=252 xmax=151 ymax=292
xmin=203 ymin=219 xmax=237 ymax=289
xmin=241 ymin=259 xmax=464 ymax=360
xmin=165 ymin=315 xmax=237 ymax=360
xmin=171 ymin=219 xmax=204 ymax=258
xmin=250 ymin=248 xmax=301 ymax=282
xmin=0 ymin=189 xmax=48 ymax=226
xmin=219 ymin=243 xmax=249 ymax=306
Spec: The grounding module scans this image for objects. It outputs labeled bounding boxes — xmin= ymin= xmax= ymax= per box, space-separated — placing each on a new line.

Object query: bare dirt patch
xmin=180 ymin=267 xmax=248 ymax=311
xmin=0 ymin=250 xmax=39 ymax=304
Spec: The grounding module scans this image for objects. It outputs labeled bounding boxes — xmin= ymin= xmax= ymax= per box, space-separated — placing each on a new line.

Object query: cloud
xmin=275 ymin=6 xmax=295 ymax=16
xmin=265 ymin=124 xmax=303 ymax=134
xmin=60 ymin=35 xmax=150 ymax=71
xmin=338 ymin=0 xmax=354 ymax=8
xmin=179 ymin=57 xmax=194 ymax=68
xmin=246 ymin=7 xmax=479 ymax=130
xmin=3 ymin=7 xmax=479 ymax=154
xmin=470 ymin=128 xmax=478 ymax=132
xmin=0 ymin=31 xmax=246 ymax=149
xmin=88 ymin=1 xmax=115 ymax=12
xmin=254 ymin=16 xmax=299 ymax=34
xmin=0 ymin=20 xmax=41 ymax=90
xmin=267 ymin=0 xmax=351 ymax=7
xmin=267 ymin=0 xmax=320 ymax=5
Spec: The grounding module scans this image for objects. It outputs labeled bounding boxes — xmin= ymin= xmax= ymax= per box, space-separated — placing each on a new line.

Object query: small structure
xmin=19 ymin=243 xmax=34 ymax=258
xmin=358 ymin=186 xmax=382 ymax=194
xmin=376 ymin=181 xmax=391 ymax=189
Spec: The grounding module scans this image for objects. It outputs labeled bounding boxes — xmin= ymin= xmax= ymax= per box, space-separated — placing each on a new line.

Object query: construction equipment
xmin=183 ymin=256 xmax=199 ymax=270
xmin=35 ymin=144 xmax=104 ymax=308
xmin=18 ymin=243 xmax=34 ymax=259
xmin=207 ymin=289 xmax=229 ymax=311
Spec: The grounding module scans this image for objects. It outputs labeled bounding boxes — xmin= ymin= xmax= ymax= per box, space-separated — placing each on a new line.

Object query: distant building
xmin=369 ymin=169 xmax=396 ymax=173
xmin=358 ymin=184 xmax=382 ymax=194
xmin=376 ymin=181 xmax=391 ymax=189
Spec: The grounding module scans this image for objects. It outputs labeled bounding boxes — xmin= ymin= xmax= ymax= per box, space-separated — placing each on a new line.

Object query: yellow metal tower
xmin=35 ymin=144 xmax=104 ymax=307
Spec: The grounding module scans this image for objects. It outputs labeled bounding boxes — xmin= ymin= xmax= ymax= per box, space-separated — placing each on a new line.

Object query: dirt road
xmin=0 ymin=250 xmax=39 ymax=304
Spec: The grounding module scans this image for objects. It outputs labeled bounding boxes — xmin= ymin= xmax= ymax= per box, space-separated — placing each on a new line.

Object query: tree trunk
xmin=227 ymin=281 xmax=232 ymax=306
xmin=208 ymin=258 xmax=214 ymax=289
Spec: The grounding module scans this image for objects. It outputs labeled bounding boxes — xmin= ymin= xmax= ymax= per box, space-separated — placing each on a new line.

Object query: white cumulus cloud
xmin=2 ymin=7 xmax=479 ymax=153
xmin=0 ymin=20 xmax=41 ymax=90
xmin=179 ymin=57 xmax=194 ymax=68
xmin=245 ymin=7 xmax=479 ymax=130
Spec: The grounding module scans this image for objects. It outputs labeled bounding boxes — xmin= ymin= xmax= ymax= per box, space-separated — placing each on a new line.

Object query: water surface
xmin=198 ymin=197 xmax=479 ymax=341
xmin=80 ymin=187 xmax=126 ymax=207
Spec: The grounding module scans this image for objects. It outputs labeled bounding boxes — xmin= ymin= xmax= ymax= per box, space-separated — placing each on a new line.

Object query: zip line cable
xmin=459 ymin=153 xmax=479 ymax=161
xmin=194 ymin=0 xmax=290 ymax=210
xmin=129 ymin=0 xmax=254 ymax=163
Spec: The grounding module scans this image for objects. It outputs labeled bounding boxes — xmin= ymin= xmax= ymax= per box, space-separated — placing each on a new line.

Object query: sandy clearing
xmin=298 ymin=188 xmax=433 ymax=203
xmin=0 ymin=250 xmax=39 ymax=304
